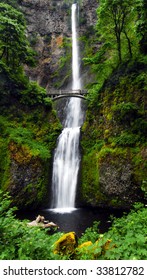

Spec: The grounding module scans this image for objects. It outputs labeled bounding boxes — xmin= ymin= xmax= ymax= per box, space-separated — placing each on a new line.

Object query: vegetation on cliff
xmin=81 ymin=0 xmax=147 ymax=207
xmin=0 ymin=1 xmax=61 ymax=209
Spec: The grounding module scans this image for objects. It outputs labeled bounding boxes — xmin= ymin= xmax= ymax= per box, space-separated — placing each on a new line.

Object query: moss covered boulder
xmin=54 ymin=232 xmax=78 ymax=256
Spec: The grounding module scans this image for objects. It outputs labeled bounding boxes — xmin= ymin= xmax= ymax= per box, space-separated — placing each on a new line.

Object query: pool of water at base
xmin=17 ymin=207 xmax=126 ymax=237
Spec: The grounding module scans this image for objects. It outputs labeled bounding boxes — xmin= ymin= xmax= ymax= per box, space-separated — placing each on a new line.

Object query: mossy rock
xmin=54 ymin=232 xmax=78 ymax=256
xmin=78 ymin=241 xmax=93 ymax=249
xmin=81 ymin=145 xmax=145 ymax=207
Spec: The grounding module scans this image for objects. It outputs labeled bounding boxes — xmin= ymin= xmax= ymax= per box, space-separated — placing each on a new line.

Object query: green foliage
xmin=0 ymin=3 xmax=35 ymax=68
xmin=112 ymin=132 xmax=140 ymax=147
xmin=77 ymin=203 xmax=147 ymax=260
xmin=103 ymin=203 xmax=147 ymax=260
xmin=136 ymin=0 xmax=147 ymax=54
xmin=0 ymin=1 xmax=20 ymax=8
xmin=96 ymin=0 xmax=142 ymax=63
xmin=141 ymin=180 xmax=147 ymax=199
xmin=0 ymin=0 xmax=146 ymax=261
xmin=8 ymin=127 xmax=51 ymax=160
xmin=20 ymin=81 xmax=52 ymax=107
xmin=0 ymin=192 xmax=147 ymax=260
xmin=85 ymin=84 xmax=102 ymax=109
xmin=83 ymin=0 xmax=147 ymax=109
xmin=0 ymin=3 xmax=41 ymax=106
xmin=0 ymin=103 xmax=60 ymax=161
xmin=84 ymin=46 xmax=116 ymax=108
xmin=112 ymin=102 xmax=139 ymax=123
xmin=0 ymin=191 xmax=62 ymax=260
xmin=43 ymin=97 xmax=53 ymax=107
xmin=0 ymin=104 xmax=61 ymax=195
xmin=134 ymin=71 xmax=147 ymax=90
xmin=79 ymin=221 xmax=100 ymax=244
xmin=0 ymin=116 xmax=11 ymax=188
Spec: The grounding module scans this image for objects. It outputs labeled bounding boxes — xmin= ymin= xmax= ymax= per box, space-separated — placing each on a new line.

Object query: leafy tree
xmin=0 ymin=3 xmax=40 ymax=105
xmin=0 ymin=3 xmax=35 ymax=70
xmin=136 ymin=0 xmax=147 ymax=54
xmin=0 ymin=0 xmax=22 ymax=9
xmin=96 ymin=0 xmax=140 ymax=63
xmin=83 ymin=0 xmax=146 ymax=107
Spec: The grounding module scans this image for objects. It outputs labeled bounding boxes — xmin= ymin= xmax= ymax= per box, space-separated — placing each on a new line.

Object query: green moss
xmin=132 ymin=148 xmax=147 ymax=185
xmin=0 ymin=137 xmax=11 ymax=189
xmin=81 ymin=149 xmax=107 ymax=205
xmin=0 ymin=103 xmax=61 ymax=209
xmin=81 ymin=61 xmax=146 ymax=207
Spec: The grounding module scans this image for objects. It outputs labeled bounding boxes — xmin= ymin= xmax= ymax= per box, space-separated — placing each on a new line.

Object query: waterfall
xmin=51 ymin=3 xmax=83 ymax=213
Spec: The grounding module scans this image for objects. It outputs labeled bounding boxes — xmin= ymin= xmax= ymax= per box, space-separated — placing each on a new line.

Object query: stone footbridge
xmin=47 ymin=89 xmax=87 ymax=100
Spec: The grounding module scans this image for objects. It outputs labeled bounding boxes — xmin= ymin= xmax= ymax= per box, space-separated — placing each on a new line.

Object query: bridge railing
xmin=47 ymin=89 xmax=87 ymax=96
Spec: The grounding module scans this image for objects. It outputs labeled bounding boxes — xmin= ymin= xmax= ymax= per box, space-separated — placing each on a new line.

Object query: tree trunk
xmin=116 ymin=34 xmax=122 ymax=63
xmin=124 ymin=30 xmax=132 ymax=59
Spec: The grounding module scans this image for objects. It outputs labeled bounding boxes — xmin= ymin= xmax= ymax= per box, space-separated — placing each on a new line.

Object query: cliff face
xmin=0 ymin=102 xmax=61 ymax=210
xmin=81 ymin=64 xmax=147 ymax=208
xmin=20 ymin=0 xmax=98 ymax=90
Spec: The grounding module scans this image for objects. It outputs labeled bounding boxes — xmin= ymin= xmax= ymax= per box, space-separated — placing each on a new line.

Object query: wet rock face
xmin=80 ymin=0 xmax=97 ymax=31
xmin=22 ymin=0 xmax=70 ymax=36
xmin=7 ymin=141 xmax=48 ymax=210
xmin=9 ymin=158 xmax=43 ymax=209
xmin=99 ymin=162 xmax=132 ymax=196
xmin=98 ymin=155 xmax=143 ymax=206
xmin=21 ymin=0 xmax=70 ymax=88
xmin=20 ymin=0 xmax=98 ymax=89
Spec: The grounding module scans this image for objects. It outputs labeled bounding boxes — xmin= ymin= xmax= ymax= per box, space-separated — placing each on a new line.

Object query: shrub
xmin=79 ymin=221 xmax=100 ymax=245
xmin=0 ymin=190 xmax=62 ymax=260
xmin=20 ymin=81 xmax=52 ymax=107
xmin=113 ymin=132 xmax=140 ymax=147
xmin=112 ymin=102 xmax=139 ymax=124
xmin=103 ymin=203 xmax=147 ymax=260
xmin=77 ymin=203 xmax=147 ymax=260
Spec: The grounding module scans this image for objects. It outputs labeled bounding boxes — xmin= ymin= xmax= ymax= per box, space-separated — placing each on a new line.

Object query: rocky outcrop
xmin=27 ymin=215 xmax=59 ymax=228
xmin=81 ymin=141 xmax=146 ymax=209
xmin=8 ymin=141 xmax=48 ymax=209
xmin=98 ymin=151 xmax=144 ymax=206
xmin=81 ymin=65 xmax=146 ymax=208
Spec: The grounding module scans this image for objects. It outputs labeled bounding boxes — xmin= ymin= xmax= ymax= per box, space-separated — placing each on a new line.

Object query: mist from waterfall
xmin=51 ymin=3 xmax=83 ymax=213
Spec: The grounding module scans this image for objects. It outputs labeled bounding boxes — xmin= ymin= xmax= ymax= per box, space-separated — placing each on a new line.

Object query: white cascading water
xmin=51 ymin=3 xmax=83 ymax=213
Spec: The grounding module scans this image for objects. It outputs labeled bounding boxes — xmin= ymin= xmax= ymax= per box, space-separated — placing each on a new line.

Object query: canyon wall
xmin=20 ymin=0 xmax=98 ymax=91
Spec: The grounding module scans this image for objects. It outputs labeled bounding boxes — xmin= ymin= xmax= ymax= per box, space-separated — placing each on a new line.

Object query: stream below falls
xmin=17 ymin=207 xmax=125 ymax=237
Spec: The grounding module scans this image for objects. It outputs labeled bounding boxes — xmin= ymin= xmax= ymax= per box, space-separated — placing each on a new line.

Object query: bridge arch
xmin=47 ymin=89 xmax=87 ymax=101
xmin=53 ymin=94 xmax=86 ymax=101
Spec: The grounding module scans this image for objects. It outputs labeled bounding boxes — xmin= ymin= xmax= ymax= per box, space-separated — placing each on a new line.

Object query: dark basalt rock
xmin=20 ymin=0 xmax=98 ymax=90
